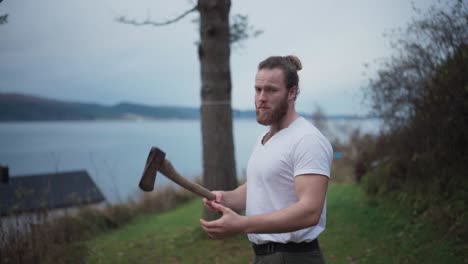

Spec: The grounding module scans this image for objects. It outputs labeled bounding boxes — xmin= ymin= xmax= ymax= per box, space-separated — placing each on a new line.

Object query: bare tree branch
xmin=230 ymin=14 xmax=263 ymax=45
xmin=191 ymin=13 xmax=263 ymax=49
xmin=116 ymin=6 xmax=197 ymax=27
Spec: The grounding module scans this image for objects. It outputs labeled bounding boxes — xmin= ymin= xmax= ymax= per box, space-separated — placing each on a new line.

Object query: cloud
xmin=0 ymin=0 xmax=440 ymax=114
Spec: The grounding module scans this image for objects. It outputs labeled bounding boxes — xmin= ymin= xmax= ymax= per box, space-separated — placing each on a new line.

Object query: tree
xmin=362 ymin=0 xmax=467 ymax=199
xmin=310 ymin=105 xmax=328 ymax=136
xmin=117 ymin=1 xmax=261 ymax=220
xmin=366 ymin=0 xmax=467 ymax=130
xmin=197 ymin=0 xmax=237 ymax=220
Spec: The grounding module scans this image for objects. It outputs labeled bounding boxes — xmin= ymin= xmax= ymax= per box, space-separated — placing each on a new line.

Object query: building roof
xmin=0 ymin=170 xmax=105 ymax=216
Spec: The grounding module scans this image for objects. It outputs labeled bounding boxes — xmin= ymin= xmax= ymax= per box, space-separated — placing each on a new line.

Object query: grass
xmin=84 ymin=183 xmax=465 ymax=263
xmin=322 ymin=184 xmax=464 ymax=264
xmin=86 ymin=200 xmax=252 ymax=263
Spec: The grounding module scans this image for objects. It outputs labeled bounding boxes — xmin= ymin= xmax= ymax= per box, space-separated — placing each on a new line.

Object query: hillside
xmin=0 ymin=92 xmax=365 ymax=121
xmin=0 ymin=93 xmax=261 ymax=121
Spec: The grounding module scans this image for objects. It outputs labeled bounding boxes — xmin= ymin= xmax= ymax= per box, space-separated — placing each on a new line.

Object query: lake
xmin=0 ymin=118 xmax=381 ymax=203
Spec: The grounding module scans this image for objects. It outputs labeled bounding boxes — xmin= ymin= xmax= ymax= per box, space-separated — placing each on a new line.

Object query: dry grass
xmin=0 ymin=186 xmax=195 ymax=264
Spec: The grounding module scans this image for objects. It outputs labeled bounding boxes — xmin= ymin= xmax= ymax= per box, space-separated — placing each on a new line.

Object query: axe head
xmin=139 ymin=147 xmax=166 ymax=192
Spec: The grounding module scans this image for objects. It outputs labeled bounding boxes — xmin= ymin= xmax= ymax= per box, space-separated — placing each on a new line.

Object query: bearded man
xmin=200 ymin=55 xmax=333 ymax=264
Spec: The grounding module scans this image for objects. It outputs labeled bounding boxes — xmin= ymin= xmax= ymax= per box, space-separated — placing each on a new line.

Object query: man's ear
xmin=288 ymin=86 xmax=298 ymax=100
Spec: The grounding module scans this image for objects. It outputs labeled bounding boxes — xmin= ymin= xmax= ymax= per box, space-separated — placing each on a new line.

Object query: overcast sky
xmin=0 ymin=0 xmax=440 ymax=115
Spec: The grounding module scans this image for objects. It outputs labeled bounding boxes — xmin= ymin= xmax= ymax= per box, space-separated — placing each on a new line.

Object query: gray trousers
xmin=253 ymin=248 xmax=325 ymax=264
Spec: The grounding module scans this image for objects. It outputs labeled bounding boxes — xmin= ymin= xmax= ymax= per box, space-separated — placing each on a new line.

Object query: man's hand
xmin=203 ymin=191 xmax=223 ymax=212
xmin=200 ymin=202 xmax=247 ymax=240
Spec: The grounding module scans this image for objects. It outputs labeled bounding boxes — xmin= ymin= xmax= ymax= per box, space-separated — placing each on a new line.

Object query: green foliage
xmin=327 ymin=184 xmax=466 ymax=263
xmin=361 ymin=163 xmax=389 ymax=195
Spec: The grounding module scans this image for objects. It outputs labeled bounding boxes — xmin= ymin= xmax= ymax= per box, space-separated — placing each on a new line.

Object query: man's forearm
xmin=243 ymin=201 xmax=322 ymax=234
xmin=223 ymin=183 xmax=246 ymax=211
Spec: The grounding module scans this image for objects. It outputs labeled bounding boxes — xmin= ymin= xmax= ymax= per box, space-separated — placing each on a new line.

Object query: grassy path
xmin=85 ymin=184 xmax=463 ymax=263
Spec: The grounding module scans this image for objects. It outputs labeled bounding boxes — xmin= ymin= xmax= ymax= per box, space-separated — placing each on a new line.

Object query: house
xmin=0 ymin=166 xmax=106 ymax=216
xmin=0 ymin=167 xmax=106 ymax=248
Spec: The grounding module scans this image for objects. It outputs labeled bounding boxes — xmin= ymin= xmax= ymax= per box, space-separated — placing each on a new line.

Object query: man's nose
xmin=257 ymin=91 xmax=267 ymax=101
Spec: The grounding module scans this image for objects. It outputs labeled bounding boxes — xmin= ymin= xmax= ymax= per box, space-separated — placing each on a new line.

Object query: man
xmin=200 ymin=55 xmax=333 ymax=263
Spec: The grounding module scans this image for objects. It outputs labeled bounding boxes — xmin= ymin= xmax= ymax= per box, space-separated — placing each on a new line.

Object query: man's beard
xmin=256 ymin=95 xmax=289 ymax=126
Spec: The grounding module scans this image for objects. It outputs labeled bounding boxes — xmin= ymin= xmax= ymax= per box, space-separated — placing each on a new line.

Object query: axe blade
xmin=139 ymin=147 xmax=166 ymax=192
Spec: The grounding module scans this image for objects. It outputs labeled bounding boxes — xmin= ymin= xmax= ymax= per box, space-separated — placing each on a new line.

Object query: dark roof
xmin=0 ymin=170 xmax=105 ymax=216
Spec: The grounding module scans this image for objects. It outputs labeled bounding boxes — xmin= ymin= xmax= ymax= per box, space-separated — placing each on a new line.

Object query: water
xmin=0 ymin=118 xmax=380 ymax=203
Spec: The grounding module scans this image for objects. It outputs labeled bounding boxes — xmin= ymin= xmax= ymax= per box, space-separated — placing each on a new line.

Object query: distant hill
xmin=0 ymin=93 xmax=257 ymax=121
xmin=0 ymin=93 xmax=366 ymax=121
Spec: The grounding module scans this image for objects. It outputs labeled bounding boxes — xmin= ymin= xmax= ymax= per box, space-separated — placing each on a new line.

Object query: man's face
xmin=254 ymin=68 xmax=292 ymax=126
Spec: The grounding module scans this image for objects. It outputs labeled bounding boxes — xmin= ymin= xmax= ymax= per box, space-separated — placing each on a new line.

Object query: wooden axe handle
xmin=160 ymin=160 xmax=216 ymax=200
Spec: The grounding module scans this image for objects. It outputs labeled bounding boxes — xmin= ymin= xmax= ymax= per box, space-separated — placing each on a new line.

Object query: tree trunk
xmin=198 ymin=0 xmax=238 ymax=220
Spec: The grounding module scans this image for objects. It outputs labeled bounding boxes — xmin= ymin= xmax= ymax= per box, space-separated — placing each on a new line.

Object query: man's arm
xmin=244 ymin=175 xmax=328 ymax=233
xmin=204 ymin=183 xmax=247 ymax=212
xmin=200 ymin=174 xmax=328 ymax=239
xmin=222 ymin=183 xmax=247 ymax=211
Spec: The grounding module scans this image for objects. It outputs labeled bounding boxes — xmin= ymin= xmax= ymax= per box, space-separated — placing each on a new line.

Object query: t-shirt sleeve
xmin=292 ymin=133 xmax=333 ymax=178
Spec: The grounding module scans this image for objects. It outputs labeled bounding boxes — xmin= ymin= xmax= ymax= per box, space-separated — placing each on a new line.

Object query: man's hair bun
xmin=285 ymin=55 xmax=302 ymax=71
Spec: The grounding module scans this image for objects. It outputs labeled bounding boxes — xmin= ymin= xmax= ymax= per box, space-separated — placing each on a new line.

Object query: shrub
xmin=361 ymin=0 xmax=467 ymax=204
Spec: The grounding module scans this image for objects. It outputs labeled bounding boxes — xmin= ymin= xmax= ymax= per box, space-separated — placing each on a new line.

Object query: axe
xmin=139 ymin=147 xmax=216 ymax=200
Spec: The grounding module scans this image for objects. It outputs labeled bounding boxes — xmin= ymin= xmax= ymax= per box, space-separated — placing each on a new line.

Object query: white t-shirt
xmin=246 ymin=116 xmax=333 ymax=244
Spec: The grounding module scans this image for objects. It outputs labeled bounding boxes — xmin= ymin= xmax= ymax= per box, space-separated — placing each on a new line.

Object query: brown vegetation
xmin=0 ymin=186 xmax=195 ymax=263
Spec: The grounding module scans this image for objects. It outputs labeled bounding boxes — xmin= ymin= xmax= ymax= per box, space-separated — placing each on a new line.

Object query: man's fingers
xmin=202 ymin=200 xmax=219 ymax=212
xmin=200 ymin=218 xmax=221 ymax=229
xmin=211 ymin=201 xmax=229 ymax=213
xmin=200 ymin=219 xmax=224 ymax=238
xmin=200 ymin=219 xmax=228 ymax=237
xmin=215 ymin=194 xmax=222 ymax=203
xmin=199 ymin=218 xmax=208 ymax=226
